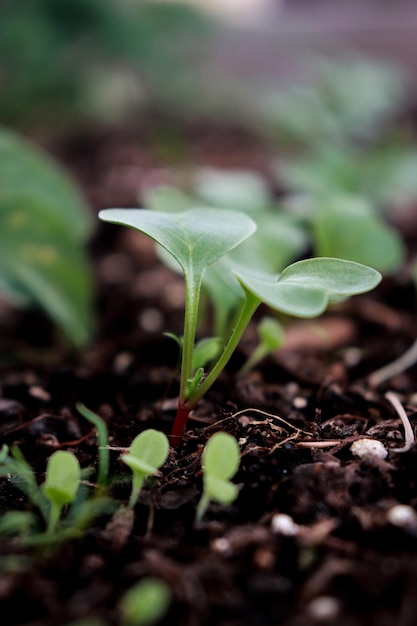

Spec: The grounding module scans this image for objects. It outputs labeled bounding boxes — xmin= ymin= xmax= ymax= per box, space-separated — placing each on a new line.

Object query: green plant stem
xmin=237 ymin=344 xmax=269 ymax=378
xmin=179 ymin=273 xmax=202 ymax=404
xmin=170 ymin=290 xmax=260 ymax=445
xmin=195 ymin=492 xmax=210 ymax=524
xmin=191 ymin=291 xmax=260 ymax=406
xmin=47 ymin=502 xmax=62 ymax=535
xmin=128 ymin=474 xmax=145 ymax=510
xmin=76 ymin=403 xmax=110 ymax=489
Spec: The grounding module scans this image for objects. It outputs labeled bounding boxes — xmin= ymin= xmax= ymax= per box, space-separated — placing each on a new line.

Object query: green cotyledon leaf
xmin=236 ymin=257 xmax=382 ymax=318
xmin=98 ymin=207 xmax=256 ymax=284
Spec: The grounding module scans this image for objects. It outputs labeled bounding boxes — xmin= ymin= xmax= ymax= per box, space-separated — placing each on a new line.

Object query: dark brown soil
xmin=2 ymin=119 xmax=417 ymax=626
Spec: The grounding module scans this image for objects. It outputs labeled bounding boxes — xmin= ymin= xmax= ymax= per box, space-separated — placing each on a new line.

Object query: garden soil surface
xmin=2 ymin=119 xmax=417 ymax=626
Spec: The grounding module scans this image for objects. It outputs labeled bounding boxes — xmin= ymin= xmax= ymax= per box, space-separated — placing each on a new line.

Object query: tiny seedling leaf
xmin=237 ymin=257 xmax=382 ymax=318
xmin=312 ymin=195 xmax=405 ymax=273
xmin=123 ymin=429 xmax=169 ymax=475
xmin=120 ymin=577 xmax=171 ymax=626
xmin=98 ymin=208 xmax=256 ymax=281
xmin=202 ymin=431 xmax=241 ymax=480
xmin=42 ymin=450 xmax=81 ymax=534
xmin=196 ymin=432 xmax=241 ymax=522
xmin=122 ymin=429 xmax=169 ymax=509
xmin=238 ymin=316 xmax=285 ymax=377
xmin=204 ymin=475 xmax=238 ymax=505
xmin=194 ymin=167 xmax=271 ymax=213
xmin=192 ymin=337 xmax=222 ymax=371
xmin=42 ymin=450 xmax=81 ymax=508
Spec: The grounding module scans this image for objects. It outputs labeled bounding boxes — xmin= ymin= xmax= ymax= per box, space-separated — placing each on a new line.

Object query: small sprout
xmin=76 ymin=402 xmax=110 ymax=489
xmin=119 ymin=577 xmax=171 ymax=626
xmin=237 ymin=316 xmax=285 ymax=377
xmin=196 ymin=432 xmax=241 ymax=523
xmin=0 ymin=511 xmax=38 ymax=538
xmin=121 ymin=429 xmax=169 ymax=509
xmin=99 ymin=207 xmax=381 ymax=444
xmin=41 ymin=450 xmax=81 ymax=534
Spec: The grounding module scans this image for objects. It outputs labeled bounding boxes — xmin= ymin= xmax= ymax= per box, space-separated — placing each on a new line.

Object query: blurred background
xmin=1 ymin=0 xmax=417 ymax=135
xmin=2 ymin=0 xmax=417 ymax=350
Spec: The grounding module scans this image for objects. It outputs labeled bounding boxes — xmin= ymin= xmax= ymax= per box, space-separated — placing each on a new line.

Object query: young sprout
xmin=196 ymin=431 xmax=241 ymax=523
xmin=121 ymin=429 xmax=169 ymax=509
xmin=119 ymin=577 xmax=171 ymax=626
xmin=99 ymin=208 xmax=381 ymax=445
xmin=41 ymin=450 xmax=81 ymax=535
xmin=237 ymin=315 xmax=285 ymax=377
xmin=76 ymin=402 xmax=110 ymax=489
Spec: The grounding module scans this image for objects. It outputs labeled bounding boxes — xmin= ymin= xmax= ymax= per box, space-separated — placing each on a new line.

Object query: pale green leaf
xmin=141 ymin=184 xmax=195 ymax=213
xmin=120 ymin=578 xmax=171 ymax=626
xmin=98 ymin=208 xmax=256 ymax=282
xmin=204 ymin=475 xmax=239 ymax=505
xmin=42 ymin=450 xmax=81 ymax=507
xmin=192 ymin=337 xmax=222 ymax=371
xmin=313 ymin=196 xmax=405 ymax=273
xmin=0 ymin=128 xmax=94 ymax=346
xmin=237 ymin=257 xmax=382 ymax=318
xmin=194 ymin=167 xmax=271 ymax=213
xmin=202 ymin=432 xmax=240 ymax=481
xmin=0 ymin=127 xmax=92 ymax=239
xmin=127 ymin=429 xmax=169 ymax=473
xmin=257 ymin=316 xmax=285 ymax=351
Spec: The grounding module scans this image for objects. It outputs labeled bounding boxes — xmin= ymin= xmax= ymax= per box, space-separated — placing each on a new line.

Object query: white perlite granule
xmin=350 ymin=438 xmax=388 ymax=460
xmin=271 ymin=513 xmax=299 ymax=536
xmin=387 ymin=504 xmax=417 ymax=529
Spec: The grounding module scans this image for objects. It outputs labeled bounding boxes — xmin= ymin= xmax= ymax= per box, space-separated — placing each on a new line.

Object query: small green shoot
xmin=119 ymin=577 xmax=171 ymax=626
xmin=76 ymin=402 xmax=110 ymax=489
xmin=0 ymin=444 xmax=49 ymax=521
xmin=121 ymin=429 xmax=169 ymax=509
xmin=99 ymin=208 xmax=381 ymax=445
xmin=0 ymin=444 xmax=114 ymax=546
xmin=237 ymin=316 xmax=285 ymax=377
xmin=41 ymin=450 xmax=81 ymax=535
xmin=196 ymin=432 xmax=241 ymax=523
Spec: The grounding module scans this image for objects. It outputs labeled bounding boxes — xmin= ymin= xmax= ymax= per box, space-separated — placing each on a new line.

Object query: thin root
xmin=385 ymin=390 xmax=415 ymax=453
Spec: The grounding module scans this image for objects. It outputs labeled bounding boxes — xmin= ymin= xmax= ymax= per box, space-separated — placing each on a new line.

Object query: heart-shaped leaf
xmin=202 ymin=431 xmax=241 ymax=481
xmin=127 ymin=429 xmax=169 ymax=473
xmin=99 ymin=208 xmax=256 ymax=284
xmin=204 ymin=475 xmax=239 ymax=505
xmin=237 ymin=257 xmax=382 ymax=318
xmin=42 ymin=450 xmax=81 ymax=507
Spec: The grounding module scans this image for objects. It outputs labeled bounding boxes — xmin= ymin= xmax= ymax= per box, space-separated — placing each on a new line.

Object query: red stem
xmin=169 ymin=402 xmax=191 ymax=447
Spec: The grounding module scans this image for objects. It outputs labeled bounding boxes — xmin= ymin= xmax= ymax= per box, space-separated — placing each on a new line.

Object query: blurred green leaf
xmin=0 ymin=128 xmax=94 ymax=347
xmin=312 ymin=196 xmax=405 ymax=273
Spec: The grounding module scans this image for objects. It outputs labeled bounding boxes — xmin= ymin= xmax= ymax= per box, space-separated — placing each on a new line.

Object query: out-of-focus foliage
xmin=260 ymin=56 xmax=410 ymax=148
xmin=0 ymin=0 xmax=214 ymax=129
xmin=0 ymin=127 xmax=94 ymax=347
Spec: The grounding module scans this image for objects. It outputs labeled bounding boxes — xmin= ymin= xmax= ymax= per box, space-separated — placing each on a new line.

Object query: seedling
xmin=121 ymin=429 xmax=169 ymax=509
xmin=41 ymin=450 xmax=81 ymax=534
xmin=142 ymin=181 xmax=308 ymax=339
xmin=77 ymin=402 xmax=110 ymax=489
xmin=237 ymin=315 xmax=285 ymax=377
xmin=0 ymin=444 xmax=113 ymax=545
xmin=196 ymin=431 xmax=241 ymax=523
xmin=100 ymin=206 xmax=381 ymax=444
xmin=119 ymin=577 xmax=171 ymax=626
